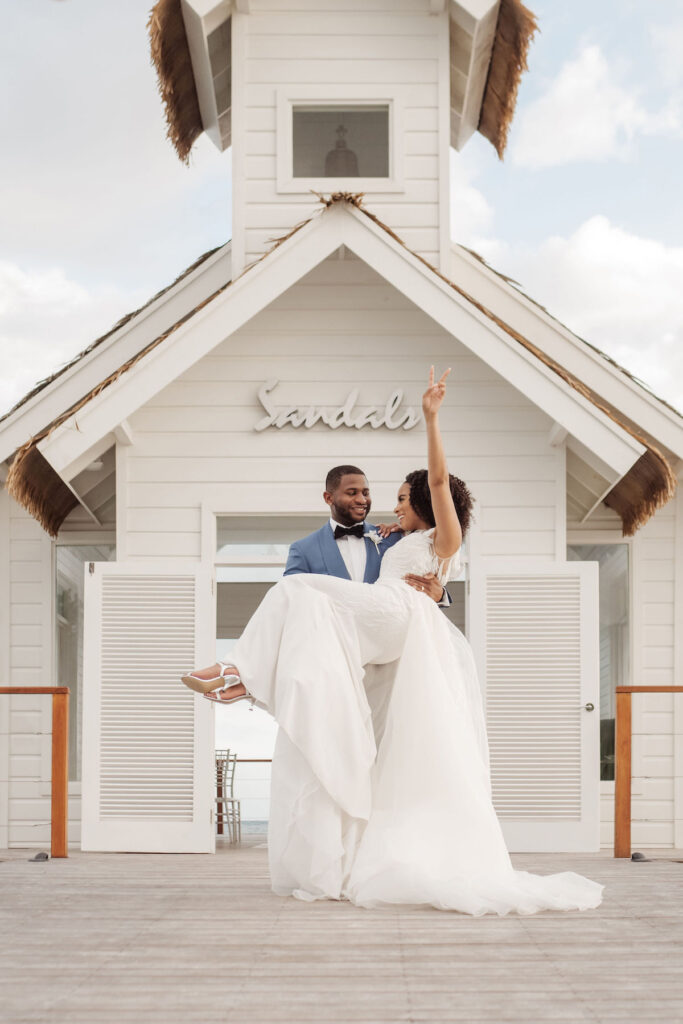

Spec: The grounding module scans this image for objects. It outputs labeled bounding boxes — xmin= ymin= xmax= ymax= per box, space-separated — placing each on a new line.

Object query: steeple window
xmin=292 ymin=105 xmax=389 ymax=179
xmin=276 ymin=87 xmax=404 ymax=195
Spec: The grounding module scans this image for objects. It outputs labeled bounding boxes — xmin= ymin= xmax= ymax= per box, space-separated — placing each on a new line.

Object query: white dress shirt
xmin=330 ymin=517 xmax=367 ymax=582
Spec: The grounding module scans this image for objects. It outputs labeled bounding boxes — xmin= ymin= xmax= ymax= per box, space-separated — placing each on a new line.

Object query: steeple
xmin=149 ymin=0 xmax=536 ymax=274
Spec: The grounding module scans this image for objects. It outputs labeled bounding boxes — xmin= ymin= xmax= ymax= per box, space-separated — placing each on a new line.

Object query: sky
xmin=1 ymin=0 xmax=682 ymax=420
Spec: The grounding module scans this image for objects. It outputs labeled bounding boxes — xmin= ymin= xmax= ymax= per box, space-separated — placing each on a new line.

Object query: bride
xmin=182 ymin=368 xmax=603 ymax=915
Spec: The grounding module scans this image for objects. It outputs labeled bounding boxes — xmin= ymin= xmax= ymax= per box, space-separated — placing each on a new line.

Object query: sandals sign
xmin=254 ymin=380 xmax=420 ymax=432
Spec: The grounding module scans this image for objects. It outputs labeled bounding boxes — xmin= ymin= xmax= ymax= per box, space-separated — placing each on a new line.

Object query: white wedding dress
xmin=229 ymin=530 xmax=603 ymax=915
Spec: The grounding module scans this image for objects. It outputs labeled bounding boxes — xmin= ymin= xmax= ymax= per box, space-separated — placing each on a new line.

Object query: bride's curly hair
xmin=404 ymin=470 xmax=474 ymax=538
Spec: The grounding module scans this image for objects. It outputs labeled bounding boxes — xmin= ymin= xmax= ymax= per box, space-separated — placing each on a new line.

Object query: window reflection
xmin=292 ymin=105 xmax=389 ymax=178
xmin=56 ymin=544 xmax=116 ymax=780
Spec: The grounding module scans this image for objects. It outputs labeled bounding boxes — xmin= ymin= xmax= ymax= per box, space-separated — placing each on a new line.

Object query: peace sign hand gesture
xmin=422 ymin=366 xmax=451 ymax=418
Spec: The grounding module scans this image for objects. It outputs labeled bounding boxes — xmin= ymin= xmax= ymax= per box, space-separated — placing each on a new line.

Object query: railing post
xmin=614 ymin=689 xmax=632 ymax=858
xmin=50 ymin=691 xmax=69 ymax=858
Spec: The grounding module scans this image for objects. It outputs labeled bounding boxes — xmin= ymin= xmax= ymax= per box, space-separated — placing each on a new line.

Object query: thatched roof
xmin=148 ymin=0 xmax=203 ymax=164
xmin=148 ymin=0 xmax=537 ymax=163
xmin=9 ymin=447 xmax=81 ymax=539
xmin=478 ymin=0 xmax=538 ymax=159
xmin=3 ymin=194 xmax=677 ymax=538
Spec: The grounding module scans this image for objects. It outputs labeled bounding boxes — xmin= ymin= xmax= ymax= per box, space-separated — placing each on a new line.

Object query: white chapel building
xmin=1 ymin=0 xmax=682 ymax=855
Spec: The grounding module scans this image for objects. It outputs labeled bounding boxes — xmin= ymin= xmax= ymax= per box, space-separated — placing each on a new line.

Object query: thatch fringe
xmin=604 ymin=450 xmax=677 ymax=537
xmin=5 ymin=192 xmax=677 ymax=539
xmin=147 ymin=0 xmax=536 ymax=164
xmin=6 ymin=448 xmax=78 ymax=540
xmin=148 ymin=0 xmax=203 ymax=164
xmin=479 ymin=0 xmax=538 ymax=158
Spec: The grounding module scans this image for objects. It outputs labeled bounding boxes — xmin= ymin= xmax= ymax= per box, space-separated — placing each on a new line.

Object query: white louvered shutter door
xmin=470 ymin=561 xmax=600 ymax=852
xmin=81 ymin=563 xmax=215 ymax=852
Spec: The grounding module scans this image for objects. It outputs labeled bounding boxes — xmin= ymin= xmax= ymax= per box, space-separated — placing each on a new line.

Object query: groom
xmin=284 ymin=464 xmax=449 ymax=604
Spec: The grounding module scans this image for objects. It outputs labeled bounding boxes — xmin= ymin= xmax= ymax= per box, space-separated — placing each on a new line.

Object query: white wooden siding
xmin=236 ymin=4 xmax=444 ymax=270
xmin=126 ymin=254 xmax=557 ymax=564
xmin=1 ymin=499 xmax=83 ymax=848
xmin=629 ymin=501 xmax=678 ymax=846
xmin=4 ymin=502 xmax=54 ymax=846
xmin=635 ymin=505 xmax=677 ymax=687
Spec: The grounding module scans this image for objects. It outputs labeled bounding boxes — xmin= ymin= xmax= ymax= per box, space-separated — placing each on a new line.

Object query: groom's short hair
xmin=325 ymin=465 xmax=366 ymax=491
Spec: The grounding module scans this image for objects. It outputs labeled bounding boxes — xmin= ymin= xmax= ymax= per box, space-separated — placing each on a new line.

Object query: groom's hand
xmin=403 ymin=573 xmax=444 ymax=603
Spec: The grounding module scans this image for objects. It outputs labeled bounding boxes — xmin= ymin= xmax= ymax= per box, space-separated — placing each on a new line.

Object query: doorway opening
xmin=567 ymin=543 xmax=630 ymax=780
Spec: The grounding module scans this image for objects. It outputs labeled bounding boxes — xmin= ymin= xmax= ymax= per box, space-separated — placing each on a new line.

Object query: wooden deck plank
xmin=1 ymin=846 xmax=683 ymax=1023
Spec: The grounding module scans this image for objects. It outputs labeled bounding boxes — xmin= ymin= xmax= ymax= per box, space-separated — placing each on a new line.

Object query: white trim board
xmin=181 ymin=0 xmax=232 ymax=152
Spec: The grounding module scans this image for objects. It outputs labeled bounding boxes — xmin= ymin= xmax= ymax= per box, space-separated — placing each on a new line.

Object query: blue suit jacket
xmin=284 ymin=522 xmax=402 ymax=583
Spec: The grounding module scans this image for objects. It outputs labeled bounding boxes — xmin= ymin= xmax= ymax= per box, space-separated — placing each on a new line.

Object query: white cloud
xmin=651 ymin=19 xmax=683 ymax=86
xmin=449 ymin=151 xmax=495 ymax=247
xmin=0 ymin=3 xmax=230 ymax=284
xmin=482 ymin=216 xmax=683 ymax=412
xmin=512 ymin=45 xmax=680 ymax=169
xmin=0 ymin=262 xmax=144 ymax=418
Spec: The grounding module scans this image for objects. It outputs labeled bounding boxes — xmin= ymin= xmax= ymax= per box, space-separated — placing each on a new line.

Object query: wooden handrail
xmin=0 ymin=687 xmax=70 ymax=858
xmin=614 ymin=685 xmax=683 ymax=858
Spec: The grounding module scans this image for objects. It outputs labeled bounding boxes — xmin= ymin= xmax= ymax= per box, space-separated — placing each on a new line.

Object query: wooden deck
xmin=2 ymin=843 xmax=682 ymax=1023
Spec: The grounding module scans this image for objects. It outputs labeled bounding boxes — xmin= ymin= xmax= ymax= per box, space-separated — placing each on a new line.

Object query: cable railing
xmin=0 ymin=687 xmax=70 ymax=858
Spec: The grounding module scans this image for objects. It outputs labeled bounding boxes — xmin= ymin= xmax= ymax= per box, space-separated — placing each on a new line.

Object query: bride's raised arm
xmin=423 ymin=366 xmax=462 ymax=559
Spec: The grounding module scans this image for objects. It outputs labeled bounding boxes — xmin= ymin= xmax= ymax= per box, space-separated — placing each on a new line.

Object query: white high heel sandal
xmin=203 ymin=683 xmax=255 ymax=707
xmin=181 ymin=661 xmax=240 ymax=694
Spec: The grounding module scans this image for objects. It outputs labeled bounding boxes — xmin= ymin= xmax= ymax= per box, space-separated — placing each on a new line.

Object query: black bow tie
xmin=334 ymin=524 xmax=365 ymax=540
